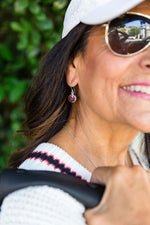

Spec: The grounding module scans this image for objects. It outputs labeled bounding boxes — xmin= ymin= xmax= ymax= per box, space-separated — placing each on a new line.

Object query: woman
xmin=1 ymin=0 xmax=150 ymax=224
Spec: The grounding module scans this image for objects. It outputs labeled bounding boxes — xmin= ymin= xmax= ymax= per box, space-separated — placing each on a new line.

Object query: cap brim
xmin=81 ymin=0 xmax=144 ymax=25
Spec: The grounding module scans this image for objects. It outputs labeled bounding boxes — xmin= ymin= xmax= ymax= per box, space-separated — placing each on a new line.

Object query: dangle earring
xmin=68 ymin=86 xmax=77 ymax=103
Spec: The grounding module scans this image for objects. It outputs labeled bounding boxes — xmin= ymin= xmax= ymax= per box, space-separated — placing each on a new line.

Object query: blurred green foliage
xmin=0 ymin=0 xmax=70 ymax=172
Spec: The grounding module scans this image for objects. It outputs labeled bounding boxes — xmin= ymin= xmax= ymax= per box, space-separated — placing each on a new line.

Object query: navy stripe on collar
xmin=28 ymin=151 xmax=86 ymax=181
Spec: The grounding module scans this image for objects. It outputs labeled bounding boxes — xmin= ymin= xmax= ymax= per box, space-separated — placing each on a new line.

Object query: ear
xmin=66 ymin=55 xmax=80 ymax=87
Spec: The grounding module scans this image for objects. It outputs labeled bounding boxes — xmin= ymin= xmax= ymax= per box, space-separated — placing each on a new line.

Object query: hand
xmin=85 ymin=166 xmax=150 ymax=225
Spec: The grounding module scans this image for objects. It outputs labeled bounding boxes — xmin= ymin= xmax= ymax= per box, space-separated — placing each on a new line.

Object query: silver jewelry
xmin=64 ymin=126 xmax=97 ymax=168
xmin=68 ymin=87 xmax=77 ymax=103
xmin=64 ymin=126 xmax=129 ymax=168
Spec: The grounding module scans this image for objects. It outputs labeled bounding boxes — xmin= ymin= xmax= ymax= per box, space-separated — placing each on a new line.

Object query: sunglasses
xmin=105 ymin=12 xmax=150 ymax=57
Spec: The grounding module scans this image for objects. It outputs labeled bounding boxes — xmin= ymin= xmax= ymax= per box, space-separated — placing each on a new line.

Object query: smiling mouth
xmin=122 ymin=85 xmax=150 ymax=95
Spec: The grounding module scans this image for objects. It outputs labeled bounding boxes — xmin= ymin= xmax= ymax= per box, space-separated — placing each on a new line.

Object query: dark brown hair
xmin=9 ymin=22 xmax=150 ymax=168
xmin=9 ymin=23 xmax=93 ymax=168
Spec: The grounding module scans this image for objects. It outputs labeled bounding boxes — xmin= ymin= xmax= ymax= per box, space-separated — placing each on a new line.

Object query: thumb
xmin=91 ymin=166 xmax=117 ymax=185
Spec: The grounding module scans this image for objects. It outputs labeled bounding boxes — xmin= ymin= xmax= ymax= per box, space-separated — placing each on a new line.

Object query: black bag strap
xmin=0 ymin=168 xmax=105 ymax=209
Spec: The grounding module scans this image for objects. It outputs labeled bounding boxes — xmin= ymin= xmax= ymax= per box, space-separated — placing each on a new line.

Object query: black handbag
xmin=0 ymin=168 xmax=105 ymax=209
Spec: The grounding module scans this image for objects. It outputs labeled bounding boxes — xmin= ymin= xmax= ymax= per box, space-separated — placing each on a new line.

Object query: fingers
xmin=92 ymin=165 xmax=150 ymax=186
xmin=84 ymin=210 xmax=103 ymax=225
xmin=91 ymin=166 xmax=119 ymax=185
xmin=86 ymin=165 xmax=150 ymax=225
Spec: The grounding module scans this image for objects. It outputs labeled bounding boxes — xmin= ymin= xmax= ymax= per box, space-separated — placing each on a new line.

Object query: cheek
xmin=77 ymin=50 xmax=137 ymax=121
xmin=80 ymin=50 xmax=128 ymax=93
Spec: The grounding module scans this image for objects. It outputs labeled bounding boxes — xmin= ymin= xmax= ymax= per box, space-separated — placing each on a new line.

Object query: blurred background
xmin=0 ymin=0 xmax=70 ymax=172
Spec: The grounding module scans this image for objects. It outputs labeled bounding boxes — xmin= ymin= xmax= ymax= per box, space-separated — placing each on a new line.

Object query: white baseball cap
xmin=62 ymin=0 xmax=144 ymax=38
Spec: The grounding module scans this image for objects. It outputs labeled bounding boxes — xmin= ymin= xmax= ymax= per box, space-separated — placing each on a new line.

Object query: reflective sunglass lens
xmin=108 ymin=14 xmax=150 ymax=55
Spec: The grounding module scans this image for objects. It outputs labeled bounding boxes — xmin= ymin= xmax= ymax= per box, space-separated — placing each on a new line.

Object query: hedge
xmin=0 ymin=0 xmax=70 ymax=172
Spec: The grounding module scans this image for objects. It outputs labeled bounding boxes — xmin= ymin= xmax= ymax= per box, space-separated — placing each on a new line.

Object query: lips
xmin=122 ymin=85 xmax=150 ymax=95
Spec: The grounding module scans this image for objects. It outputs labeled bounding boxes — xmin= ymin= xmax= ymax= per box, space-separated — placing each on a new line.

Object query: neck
xmin=65 ymin=106 xmax=139 ymax=169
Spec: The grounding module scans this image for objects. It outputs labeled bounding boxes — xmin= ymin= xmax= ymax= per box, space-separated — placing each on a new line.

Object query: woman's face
xmin=74 ymin=0 xmax=150 ymax=132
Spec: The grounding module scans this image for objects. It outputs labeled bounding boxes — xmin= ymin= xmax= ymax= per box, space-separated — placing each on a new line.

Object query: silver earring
xmin=68 ymin=87 xmax=77 ymax=103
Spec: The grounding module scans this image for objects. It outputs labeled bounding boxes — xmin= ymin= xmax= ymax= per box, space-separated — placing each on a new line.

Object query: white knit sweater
xmin=0 ymin=132 xmax=149 ymax=225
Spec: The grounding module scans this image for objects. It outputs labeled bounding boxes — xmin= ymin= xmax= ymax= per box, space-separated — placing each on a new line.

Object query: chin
xmin=138 ymin=127 xmax=150 ymax=133
xmin=130 ymin=117 xmax=150 ymax=133
xmin=124 ymin=112 xmax=150 ymax=133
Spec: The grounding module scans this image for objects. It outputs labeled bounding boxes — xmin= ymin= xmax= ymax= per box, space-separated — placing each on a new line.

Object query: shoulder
xmin=19 ymin=142 xmax=91 ymax=181
xmin=0 ymin=185 xmax=86 ymax=225
xmin=0 ymin=143 xmax=91 ymax=225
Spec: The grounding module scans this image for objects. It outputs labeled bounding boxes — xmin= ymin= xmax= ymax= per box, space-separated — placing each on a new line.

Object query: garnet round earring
xmin=68 ymin=87 xmax=77 ymax=103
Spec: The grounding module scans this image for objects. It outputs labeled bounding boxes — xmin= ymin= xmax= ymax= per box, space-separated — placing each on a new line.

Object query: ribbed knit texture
xmin=0 ymin=132 xmax=149 ymax=225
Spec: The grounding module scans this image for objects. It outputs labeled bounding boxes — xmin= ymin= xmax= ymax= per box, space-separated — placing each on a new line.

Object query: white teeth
xmin=122 ymin=85 xmax=150 ymax=95
xmin=141 ymin=86 xmax=145 ymax=92
xmin=135 ymin=86 xmax=141 ymax=92
xmin=130 ymin=85 xmax=134 ymax=91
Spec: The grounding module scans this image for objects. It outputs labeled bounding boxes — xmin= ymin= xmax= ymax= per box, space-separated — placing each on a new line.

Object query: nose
xmin=139 ymin=47 xmax=150 ymax=70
